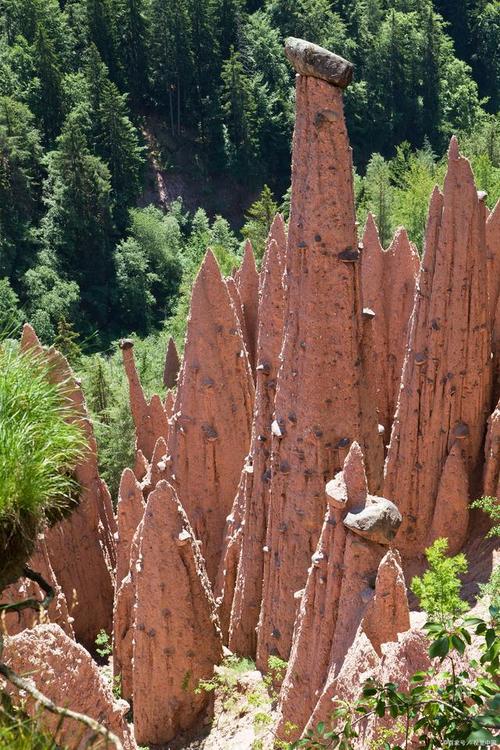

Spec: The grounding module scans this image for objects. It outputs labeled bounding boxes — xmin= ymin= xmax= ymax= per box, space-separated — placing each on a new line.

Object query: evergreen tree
xmin=83 ymin=47 xmax=144 ymax=225
xmin=241 ymin=184 xmax=278 ymax=261
xmin=53 ymin=317 xmax=82 ymax=364
xmin=85 ymin=354 xmax=112 ymax=422
xmin=473 ymin=2 xmax=500 ymax=112
xmin=364 ymin=153 xmax=393 ymax=246
xmin=432 ymin=0 xmax=475 ymax=64
xmin=147 ymin=0 xmax=193 ymax=124
xmin=40 ymin=106 xmax=115 ymax=331
xmin=421 ymin=6 xmax=442 ymax=148
xmin=0 ymin=96 xmax=43 ymax=283
xmin=31 ymin=23 xmax=64 ymax=143
xmin=186 ymin=0 xmax=221 ymax=142
xmin=97 ymin=80 xmax=144 ymax=221
xmin=112 ymin=0 xmax=149 ymax=105
xmin=212 ymin=0 xmax=245 ymax=59
xmin=0 ymin=277 xmax=23 ymax=334
xmin=221 ymin=48 xmax=260 ymax=175
xmin=84 ymin=0 xmax=118 ymax=79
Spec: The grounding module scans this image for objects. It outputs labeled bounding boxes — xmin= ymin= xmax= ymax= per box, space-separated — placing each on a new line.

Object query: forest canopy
xmin=0 ymin=0 xmax=498 ymax=348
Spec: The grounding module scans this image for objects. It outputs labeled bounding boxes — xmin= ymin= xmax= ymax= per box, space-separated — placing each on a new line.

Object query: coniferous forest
xmin=1 ymin=0 xmax=499 ymax=351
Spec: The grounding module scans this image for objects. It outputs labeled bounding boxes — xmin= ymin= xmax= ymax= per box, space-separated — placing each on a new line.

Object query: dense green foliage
xmin=0 ymin=0 xmax=498 ymax=347
xmin=0 ymin=340 xmax=86 ymax=590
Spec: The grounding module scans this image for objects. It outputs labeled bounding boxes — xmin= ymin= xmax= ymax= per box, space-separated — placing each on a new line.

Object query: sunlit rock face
xmin=132 ymin=481 xmax=222 ymax=746
xmin=384 ymin=139 xmax=492 ymax=557
xmin=256 ymin=49 xmax=382 ymax=670
xmin=166 ymin=250 xmax=254 ymax=585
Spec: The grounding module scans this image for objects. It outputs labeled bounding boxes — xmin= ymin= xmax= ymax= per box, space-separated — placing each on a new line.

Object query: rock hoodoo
xmin=163 ymin=335 xmax=181 ymax=389
xmin=166 ymin=249 xmax=254 ymax=585
xmin=275 ymin=443 xmax=401 ymax=741
xmin=235 ymin=239 xmax=260 ymax=371
xmin=115 ymin=468 xmax=145 ymax=588
xmin=113 ymin=517 xmax=144 ymax=703
xmin=223 ymin=236 xmax=286 ymax=655
xmin=226 ymin=275 xmax=250 ymax=359
xmin=5 ymin=35 xmax=499 ymax=750
xmin=267 ymin=212 xmax=288 ymax=263
xmin=120 ymin=339 xmax=170 ymax=462
xmin=361 ymin=548 xmax=410 ymax=655
xmin=486 ymin=201 xmax=500 ymax=399
xmin=256 ymin=40 xmax=382 ymax=669
xmin=483 ymin=399 xmax=500 ymax=497
xmin=384 ymin=139 xmax=492 ymax=556
xmin=361 ymin=217 xmax=419 ymax=434
xmin=20 ymin=324 xmax=115 ymax=649
xmin=0 ymin=538 xmax=74 ymax=638
xmin=132 ymin=481 xmax=223 ymax=746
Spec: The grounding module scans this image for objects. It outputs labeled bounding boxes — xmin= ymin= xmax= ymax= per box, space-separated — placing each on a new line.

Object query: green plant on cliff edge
xmin=0 ymin=340 xmax=123 ymax=750
xmin=291 ymin=540 xmax=500 ymax=750
xmin=0 ymin=340 xmax=87 ymax=590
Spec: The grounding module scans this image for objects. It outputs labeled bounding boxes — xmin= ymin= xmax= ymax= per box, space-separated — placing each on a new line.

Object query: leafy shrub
xmin=410 ymin=538 xmax=468 ymax=625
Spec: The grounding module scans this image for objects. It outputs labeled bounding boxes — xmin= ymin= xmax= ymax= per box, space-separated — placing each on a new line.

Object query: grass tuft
xmin=0 ymin=341 xmax=87 ymax=588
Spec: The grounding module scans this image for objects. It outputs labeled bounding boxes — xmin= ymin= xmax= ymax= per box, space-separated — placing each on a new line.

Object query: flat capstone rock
xmin=284 ymin=37 xmax=354 ymax=88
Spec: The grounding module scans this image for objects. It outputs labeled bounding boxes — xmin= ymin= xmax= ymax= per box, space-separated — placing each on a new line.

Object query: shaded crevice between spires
xmin=235 ymin=239 xmax=260 ymax=372
xmin=218 ymin=237 xmax=286 ymax=653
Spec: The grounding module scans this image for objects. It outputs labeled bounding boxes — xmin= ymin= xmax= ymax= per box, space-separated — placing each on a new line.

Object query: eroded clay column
xmin=235 ymin=239 xmax=259 ymax=371
xmin=384 ymin=139 xmax=492 ymax=556
xmin=256 ymin=38 xmax=382 ymax=669
xmin=225 ymin=237 xmax=285 ymax=654
xmin=361 ymin=217 xmax=419 ymax=435
xmin=21 ymin=324 xmax=115 ymax=648
xmin=167 ymin=250 xmax=255 ymax=585
xmin=132 ymin=481 xmax=223 ymax=746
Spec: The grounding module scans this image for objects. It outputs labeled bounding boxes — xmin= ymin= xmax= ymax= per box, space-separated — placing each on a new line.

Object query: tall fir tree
xmin=84 ymin=0 xmax=118 ymax=80
xmin=421 ymin=6 xmax=442 ymax=149
xmin=40 ymin=105 xmax=115 ymax=331
xmin=112 ymin=0 xmax=149 ymax=105
xmin=0 ymin=96 xmax=43 ymax=284
xmin=147 ymin=0 xmax=193 ymax=125
xmin=31 ymin=23 xmax=64 ymax=143
xmin=84 ymin=46 xmax=144 ymax=226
